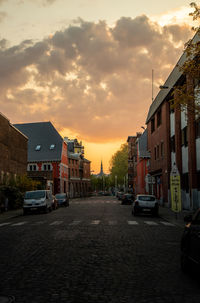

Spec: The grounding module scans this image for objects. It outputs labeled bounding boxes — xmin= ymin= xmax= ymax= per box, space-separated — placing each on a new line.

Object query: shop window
xmin=181 ymin=173 xmax=189 ymax=193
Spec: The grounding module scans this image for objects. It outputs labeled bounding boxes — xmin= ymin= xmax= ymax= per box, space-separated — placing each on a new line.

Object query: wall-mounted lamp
xmin=159 ymin=85 xmax=169 ymax=89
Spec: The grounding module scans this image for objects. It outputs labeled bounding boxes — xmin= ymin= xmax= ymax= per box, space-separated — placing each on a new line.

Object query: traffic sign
xmin=170 ymin=163 xmax=181 ymax=212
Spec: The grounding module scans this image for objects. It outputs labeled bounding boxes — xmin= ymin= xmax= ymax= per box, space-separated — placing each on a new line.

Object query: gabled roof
xmin=14 ymin=122 xmax=63 ymax=162
xmin=146 ymin=31 xmax=200 ymax=124
xmin=138 ymin=129 xmax=150 ymax=158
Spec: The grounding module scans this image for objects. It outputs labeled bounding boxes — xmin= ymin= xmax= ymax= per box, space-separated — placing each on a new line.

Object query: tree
xmin=172 ymin=2 xmax=200 ymax=115
xmin=109 ymin=143 xmax=128 ymax=188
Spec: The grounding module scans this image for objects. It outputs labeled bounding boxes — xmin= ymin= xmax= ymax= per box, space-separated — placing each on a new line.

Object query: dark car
xmin=181 ymin=208 xmax=200 ymax=272
xmin=121 ymin=193 xmax=134 ymax=205
xmin=116 ymin=191 xmax=124 ymax=200
xmin=55 ymin=193 xmax=69 ymax=207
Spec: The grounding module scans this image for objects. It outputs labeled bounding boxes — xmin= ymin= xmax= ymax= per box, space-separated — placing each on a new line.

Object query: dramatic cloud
xmin=0 ymin=11 xmax=6 ymax=22
xmin=0 ymin=16 xmax=192 ymax=142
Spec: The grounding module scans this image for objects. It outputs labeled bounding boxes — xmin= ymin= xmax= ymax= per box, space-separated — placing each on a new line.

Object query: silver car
xmin=23 ymin=190 xmax=53 ymax=215
xmin=132 ymin=194 xmax=159 ymax=216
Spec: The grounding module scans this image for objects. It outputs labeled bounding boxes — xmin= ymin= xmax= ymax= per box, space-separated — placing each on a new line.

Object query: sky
xmin=0 ymin=0 xmax=197 ymax=173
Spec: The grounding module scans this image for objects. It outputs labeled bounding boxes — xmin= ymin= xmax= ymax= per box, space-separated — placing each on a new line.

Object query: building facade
xmin=135 ymin=130 xmax=150 ymax=195
xmin=65 ymin=138 xmax=91 ymax=198
xmin=0 ymin=112 xmax=27 ymax=183
xmin=127 ymin=133 xmax=141 ymax=193
xmin=14 ymin=122 xmax=68 ymax=194
xmin=146 ymin=31 xmax=200 ymax=210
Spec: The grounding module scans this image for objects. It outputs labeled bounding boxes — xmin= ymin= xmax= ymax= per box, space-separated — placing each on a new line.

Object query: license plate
xmin=31 ymin=207 xmax=37 ymax=210
xmin=143 ymin=208 xmax=150 ymax=211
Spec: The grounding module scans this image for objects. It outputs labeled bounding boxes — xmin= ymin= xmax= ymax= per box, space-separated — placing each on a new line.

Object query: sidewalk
xmin=0 ymin=209 xmax=22 ymax=222
xmin=159 ymin=206 xmax=193 ymax=228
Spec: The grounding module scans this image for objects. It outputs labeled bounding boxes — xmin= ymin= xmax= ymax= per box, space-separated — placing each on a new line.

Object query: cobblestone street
xmin=0 ymin=196 xmax=200 ymax=303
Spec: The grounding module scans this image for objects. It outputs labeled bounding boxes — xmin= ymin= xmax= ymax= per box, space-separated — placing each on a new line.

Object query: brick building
xmin=65 ymin=138 xmax=91 ymax=198
xmin=0 ymin=112 xmax=27 ymax=183
xmin=14 ymin=122 xmax=68 ymax=194
xmin=146 ymin=31 xmax=200 ymax=210
xmin=127 ymin=133 xmax=141 ymax=193
xmin=135 ymin=129 xmax=150 ymax=195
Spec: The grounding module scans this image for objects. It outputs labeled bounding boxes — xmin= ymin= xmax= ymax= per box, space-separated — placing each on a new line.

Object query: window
xmin=161 ymin=142 xmax=164 ymax=158
xmin=29 ymin=164 xmax=37 ymax=171
xmin=181 ymin=127 xmax=188 ymax=147
xmin=151 ymin=117 xmax=155 ymax=133
xmin=170 ymin=136 xmax=175 ymax=152
xmin=196 ymin=119 xmax=200 ymax=138
xmin=35 ymin=145 xmax=41 ymax=151
xmin=157 ymin=145 xmax=159 ymax=159
xmin=50 ymin=144 xmax=55 ymax=150
xmin=157 ymin=109 xmax=162 ymax=127
xmin=43 ymin=164 xmax=52 ymax=171
xmin=154 ymin=147 xmax=156 ymax=160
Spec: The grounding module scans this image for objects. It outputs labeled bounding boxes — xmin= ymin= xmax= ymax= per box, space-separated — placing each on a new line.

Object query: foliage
xmin=0 ymin=174 xmax=41 ymax=210
xmin=172 ymin=2 xmax=200 ymax=115
xmin=109 ymin=143 xmax=128 ymax=187
xmin=90 ymin=174 xmax=112 ymax=191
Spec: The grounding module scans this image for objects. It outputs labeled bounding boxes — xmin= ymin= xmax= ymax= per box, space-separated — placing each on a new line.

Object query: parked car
xmin=116 ymin=191 xmax=124 ymax=200
xmin=121 ymin=193 xmax=134 ymax=205
xmin=23 ymin=190 xmax=53 ymax=215
xmin=52 ymin=195 xmax=58 ymax=210
xmin=181 ymin=208 xmax=200 ymax=272
xmin=132 ymin=194 xmax=159 ymax=216
xmin=55 ymin=193 xmax=69 ymax=207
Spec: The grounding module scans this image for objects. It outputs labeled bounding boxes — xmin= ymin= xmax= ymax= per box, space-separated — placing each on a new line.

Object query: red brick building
xmin=0 ymin=112 xmax=27 ymax=183
xmin=146 ymin=31 xmax=200 ymax=210
xmin=127 ymin=133 xmax=141 ymax=193
xmin=135 ymin=130 xmax=150 ymax=195
xmin=14 ymin=122 xmax=68 ymax=194
xmin=65 ymin=138 xmax=91 ymax=198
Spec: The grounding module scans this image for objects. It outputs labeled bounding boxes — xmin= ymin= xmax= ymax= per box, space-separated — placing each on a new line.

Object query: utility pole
xmin=152 ymin=69 xmax=154 ymax=103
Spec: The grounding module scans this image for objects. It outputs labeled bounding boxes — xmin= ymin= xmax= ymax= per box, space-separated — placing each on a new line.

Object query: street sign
xmin=170 ymin=163 xmax=181 ymax=213
xmin=145 ymin=174 xmax=155 ymax=184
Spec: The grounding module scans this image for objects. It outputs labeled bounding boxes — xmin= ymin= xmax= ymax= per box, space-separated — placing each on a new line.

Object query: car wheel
xmin=181 ymin=252 xmax=191 ymax=273
xmin=23 ymin=209 xmax=28 ymax=216
xmin=44 ymin=206 xmax=48 ymax=213
xmin=152 ymin=210 xmax=159 ymax=217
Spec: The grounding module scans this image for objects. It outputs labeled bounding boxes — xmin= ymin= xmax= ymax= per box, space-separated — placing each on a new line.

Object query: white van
xmin=23 ymin=190 xmax=53 ymax=215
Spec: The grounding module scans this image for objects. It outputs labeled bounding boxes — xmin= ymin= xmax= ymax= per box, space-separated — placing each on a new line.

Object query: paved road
xmin=0 ymin=196 xmax=200 ymax=303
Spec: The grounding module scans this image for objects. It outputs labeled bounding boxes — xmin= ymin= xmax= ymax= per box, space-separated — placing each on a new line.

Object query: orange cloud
xmin=0 ymin=15 xmax=193 ymax=170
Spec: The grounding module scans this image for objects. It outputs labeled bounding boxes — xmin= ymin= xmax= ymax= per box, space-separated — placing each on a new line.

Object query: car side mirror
xmin=184 ymin=215 xmax=193 ymax=222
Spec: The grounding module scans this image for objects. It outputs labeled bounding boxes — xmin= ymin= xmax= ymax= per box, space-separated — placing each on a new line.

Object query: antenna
xmin=152 ymin=69 xmax=154 ymax=103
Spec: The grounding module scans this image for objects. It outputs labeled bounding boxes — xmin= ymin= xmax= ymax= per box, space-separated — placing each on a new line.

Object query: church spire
xmin=100 ymin=160 xmax=103 ymax=175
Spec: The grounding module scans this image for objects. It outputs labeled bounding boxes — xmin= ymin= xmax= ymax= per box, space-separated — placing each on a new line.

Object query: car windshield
xmin=138 ymin=196 xmax=155 ymax=201
xmin=55 ymin=193 xmax=66 ymax=199
xmin=25 ymin=191 xmax=45 ymax=199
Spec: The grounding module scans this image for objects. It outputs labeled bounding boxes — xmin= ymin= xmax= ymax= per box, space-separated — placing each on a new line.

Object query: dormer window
xmin=35 ymin=145 xmax=41 ymax=151
xmin=50 ymin=144 xmax=55 ymax=150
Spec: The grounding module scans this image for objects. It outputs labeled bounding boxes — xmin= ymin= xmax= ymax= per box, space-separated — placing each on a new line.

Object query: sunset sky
xmin=0 ymin=0 xmax=197 ymax=173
